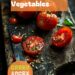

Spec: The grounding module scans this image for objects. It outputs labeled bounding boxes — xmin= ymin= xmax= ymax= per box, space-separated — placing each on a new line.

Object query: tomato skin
xmin=17 ymin=12 xmax=36 ymax=19
xmin=9 ymin=17 xmax=17 ymax=24
xmin=11 ymin=35 xmax=22 ymax=43
xmin=37 ymin=12 xmax=58 ymax=31
xmin=51 ymin=26 xmax=72 ymax=48
xmin=22 ymin=36 xmax=44 ymax=55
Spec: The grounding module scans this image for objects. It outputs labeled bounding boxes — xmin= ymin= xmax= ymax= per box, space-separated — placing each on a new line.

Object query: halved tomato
xmin=11 ymin=34 xmax=22 ymax=43
xmin=51 ymin=26 xmax=72 ymax=48
xmin=22 ymin=36 xmax=45 ymax=55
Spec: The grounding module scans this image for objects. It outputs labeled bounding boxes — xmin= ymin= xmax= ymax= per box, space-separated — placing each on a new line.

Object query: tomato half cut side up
xmin=51 ymin=26 xmax=73 ymax=48
xmin=22 ymin=36 xmax=45 ymax=55
xmin=11 ymin=34 xmax=22 ymax=43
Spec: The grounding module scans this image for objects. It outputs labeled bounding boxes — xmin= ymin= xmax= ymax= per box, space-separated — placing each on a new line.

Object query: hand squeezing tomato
xmin=22 ymin=36 xmax=45 ymax=55
xmin=37 ymin=12 xmax=58 ymax=31
xmin=51 ymin=26 xmax=72 ymax=48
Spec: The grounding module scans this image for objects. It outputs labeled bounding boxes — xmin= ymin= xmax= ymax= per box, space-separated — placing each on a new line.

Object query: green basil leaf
xmin=64 ymin=18 xmax=73 ymax=26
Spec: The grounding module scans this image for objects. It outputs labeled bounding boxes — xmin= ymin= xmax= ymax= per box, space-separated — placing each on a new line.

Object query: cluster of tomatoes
xmin=9 ymin=11 xmax=73 ymax=56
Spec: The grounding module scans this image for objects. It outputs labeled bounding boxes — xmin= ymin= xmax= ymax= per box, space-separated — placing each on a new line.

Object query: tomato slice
xmin=11 ymin=34 xmax=22 ymax=43
xmin=22 ymin=36 xmax=44 ymax=55
xmin=51 ymin=26 xmax=72 ymax=48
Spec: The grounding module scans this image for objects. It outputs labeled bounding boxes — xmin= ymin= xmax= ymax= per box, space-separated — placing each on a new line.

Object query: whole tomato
xmin=37 ymin=12 xmax=58 ymax=31
xmin=11 ymin=34 xmax=22 ymax=43
xmin=51 ymin=26 xmax=72 ymax=48
xmin=22 ymin=36 xmax=45 ymax=55
xmin=17 ymin=12 xmax=36 ymax=20
xmin=9 ymin=17 xmax=17 ymax=24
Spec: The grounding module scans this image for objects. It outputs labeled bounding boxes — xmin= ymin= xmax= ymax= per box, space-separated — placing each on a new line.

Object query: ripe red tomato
xmin=51 ymin=26 xmax=72 ymax=48
xmin=37 ymin=12 xmax=58 ymax=30
xmin=11 ymin=34 xmax=22 ymax=43
xmin=22 ymin=36 xmax=44 ymax=55
xmin=17 ymin=12 xmax=36 ymax=19
xmin=9 ymin=17 xmax=17 ymax=24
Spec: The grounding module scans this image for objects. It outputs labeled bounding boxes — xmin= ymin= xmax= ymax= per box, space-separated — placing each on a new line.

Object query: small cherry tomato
xmin=37 ymin=12 xmax=58 ymax=31
xmin=51 ymin=26 xmax=72 ymax=48
xmin=22 ymin=36 xmax=45 ymax=55
xmin=9 ymin=17 xmax=17 ymax=24
xmin=11 ymin=34 xmax=22 ymax=43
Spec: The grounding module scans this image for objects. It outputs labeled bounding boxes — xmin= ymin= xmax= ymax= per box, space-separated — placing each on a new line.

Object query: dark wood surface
xmin=0 ymin=3 xmax=7 ymax=75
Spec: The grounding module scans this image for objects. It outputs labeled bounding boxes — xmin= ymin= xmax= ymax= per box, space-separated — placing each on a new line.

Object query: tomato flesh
xmin=51 ymin=26 xmax=72 ymax=47
xmin=22 ymin=36 xmax=44 ymax=55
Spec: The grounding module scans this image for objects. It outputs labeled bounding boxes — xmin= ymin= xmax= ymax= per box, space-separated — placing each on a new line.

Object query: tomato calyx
xmin=51 ymin=26 xmax=72 ymax=48
xmin=26 ymin=41 xmax=44 ymax=51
